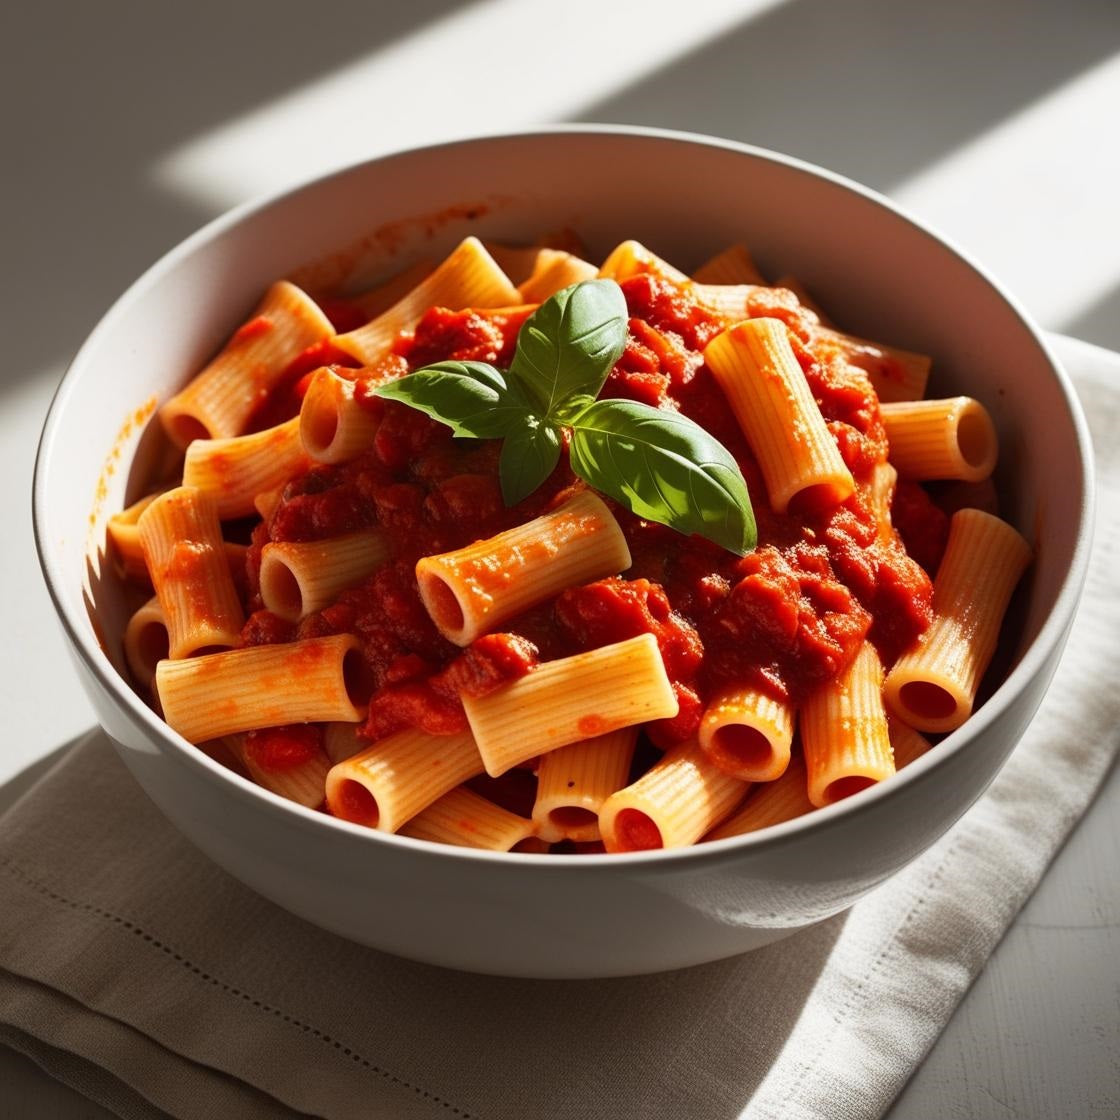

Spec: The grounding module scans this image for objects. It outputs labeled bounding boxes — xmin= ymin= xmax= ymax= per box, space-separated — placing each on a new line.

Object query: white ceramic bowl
xmin=34 ymin=127 xmax=1093 ymax=978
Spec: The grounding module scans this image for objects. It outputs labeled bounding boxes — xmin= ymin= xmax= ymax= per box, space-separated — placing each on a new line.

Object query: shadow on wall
xmin=573 ymin=0 xmax=1120 ymax=192
xmin=0 ymin=0 xmax=478 ymax=395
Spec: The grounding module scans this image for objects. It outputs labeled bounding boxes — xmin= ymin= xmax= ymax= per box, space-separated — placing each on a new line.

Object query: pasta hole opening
xmin=188 ymin=644 xmax=230 ymax=658
xmin=788 ymin=481 xmax=849 ymax=518
xmin=137 ymin=621 xmax=170 ymax=672
xmin=956 ymin=408 xmax=994 ymax=471
xmin=897 ymin=681 xmax=958 ymax=721
xmin=302 ymin=401 xmax=339 ymax=454
xmin=823 ymin=775 xmax=877 ymax=804
xmin=337 ymin=779 xmax=380 ymax=827
xmin=165 ymin=414 xmax=212 ymax=448
xmin=343 ymin=649 xmax=375 ymax=707
xmin=420 ymin=575 xmax=465 ymax=636
xmin=613 ymin=808 xmax=663 ymax=852
xmin=548 ymin=805 xmax=598 ymax=831
xmin=710 ymin=725 xmax=772 ymax=775
xmin=262 ymin=558 xmax=303 ymax=619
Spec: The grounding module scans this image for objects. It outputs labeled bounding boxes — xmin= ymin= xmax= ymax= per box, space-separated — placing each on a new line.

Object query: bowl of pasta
xmin=34 ymin=126 xmax=1093 ymax=977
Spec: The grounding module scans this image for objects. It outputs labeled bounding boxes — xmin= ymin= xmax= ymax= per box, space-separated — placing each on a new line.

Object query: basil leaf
xmin=499 ymin=419 xmax=562 ymax=506
xmin=374 ymin=360 xmax=533 ymax=439
xmin=568 ymin=399 xmax=757 ymax=555
xmin=511 ymin=280 xmax=628 ymax=418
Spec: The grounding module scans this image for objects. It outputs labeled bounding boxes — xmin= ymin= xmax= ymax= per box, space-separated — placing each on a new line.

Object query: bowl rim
xmin=33 ymin=122 xmax=1097 ymax=871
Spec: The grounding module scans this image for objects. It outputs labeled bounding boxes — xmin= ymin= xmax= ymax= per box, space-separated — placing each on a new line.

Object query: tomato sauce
xmin=240 ymin=274 xmax=934 ymax=746
xmin=242 ymin=724 xmax=325 ymax=772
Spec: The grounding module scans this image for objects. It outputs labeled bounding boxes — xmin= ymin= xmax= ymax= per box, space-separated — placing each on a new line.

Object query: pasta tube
xmin=532 ymin=727 xmax=638 ymax=843
xmin=160 ymin=281 xmax=333 ymax=445
xmin=226 ymin=731 xmax=332 ymax=809
xmin=156 ymin=634 xmax=368 ymax=743
xmin=880 ymin=396 xmax=998 ymax=482
xmin=400 ymin=787 xmax=538 ymax=851
xmin=814 ymin=327 xmax=930 ymax=403
xmin=122 ymin=596 xmax=169 ymax=689
xmin=182 ymin=417 xmax=309 ymax=519
xmin=299 ymin=367 xmax=381 ymax=463
xmin=324 ymin=727 xmax=484 ymax=832
xmin=691 ymin=283 xmax=761 ymax=323
xmin=138 ymin=486 xmax=244 ymax=659
xmin=884 ymin=509 xmax=1031 ymax=732
xmin=107 ymin=492 xmax=160 ymax=583
xmin=705 ymin=754 xmax=814 ymax=840
xmin=704 ymin=317 xmax=854 ymax=513
xmin=463 ymin=633 xmax=679 ymax=777
xmin=800 ymin=642 xmax=895 ymax=807
xmin=517 ymin=249 xmax=598 ymax=303
xmin=323 ymin=721 xmax=365 ymax=765
xmin=334 ymin=237 xmax=519 ymax=363
xmin=416 ymin=490 xmax=631 ymax=646
xmin=259 ymin=531 xmax=391 ymax=622
xmin=598 ymin=240 xmax=689 ymax=285
xmin=599 ymin=739 xmax=748 ymax=852
xmin=888 ymin=717 xmax=933 ymax=770
xmin=484 ymin=243 xmax=543 ymax=286
xmin=691 ymin=243 xmax=766 ymax=285
xmin=867 ymin=459 xmax=898 ymax=541
xmin=698 ymin=684 xmax=795 ymax=782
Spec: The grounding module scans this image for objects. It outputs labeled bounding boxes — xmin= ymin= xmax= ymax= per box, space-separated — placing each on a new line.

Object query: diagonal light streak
xmin=890 ymin=52 xmax=1120 ymax=333
xmin=154 ymin=0 xmax=788 ymax=211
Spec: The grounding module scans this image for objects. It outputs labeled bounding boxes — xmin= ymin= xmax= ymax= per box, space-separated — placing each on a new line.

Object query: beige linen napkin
xmin=1 ymin=334 xmax=1116 ymax=1120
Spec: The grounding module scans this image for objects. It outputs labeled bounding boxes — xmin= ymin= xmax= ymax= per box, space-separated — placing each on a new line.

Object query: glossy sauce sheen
xmin=241 ymin=275 xmax=936 ymax=748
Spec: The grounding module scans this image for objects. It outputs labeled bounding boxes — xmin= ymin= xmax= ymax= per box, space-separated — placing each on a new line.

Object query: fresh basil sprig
xmin=375 ymin=279 xmax=757 ymax=555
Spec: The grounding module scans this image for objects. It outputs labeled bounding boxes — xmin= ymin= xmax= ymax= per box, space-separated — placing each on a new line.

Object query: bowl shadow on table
xmin=0 ymin=745 xmax=77 ymax=819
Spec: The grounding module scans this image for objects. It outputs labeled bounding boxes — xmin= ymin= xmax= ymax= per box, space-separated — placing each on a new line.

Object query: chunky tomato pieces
xmin=244 ymin=275 xmax=933 ymax=744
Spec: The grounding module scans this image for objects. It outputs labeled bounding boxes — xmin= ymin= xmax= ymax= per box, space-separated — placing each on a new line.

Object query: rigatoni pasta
xmin=599 ymin=739 xmax=748 ymax=852
xmin=704 ymin=754 xmax=814 ymax=840
xmin=111 ymin=232 xmax=1029 ymax=855
xmin=160 ymin=280 xmax=333 ymax=446
xmin=698 ymin=684 xmax=795 ymax=783
xmin=259 ymin=530 xmax=391 ymax=621
xmin=157 ymin=634 xmax=368 ymax=743
xmin=227 ymin=729 xmax=333 ymax=809
xmin=532 ymin=727 xmax=638 ymax=843
xmin=333 ymin=237 xmax=519 ymax=364
xmin=884 ymin=509 xmax=1031 ymax=732
xmin=400 ymin=787 xmax=538 ymax=851
xmin=122 ymin=596 xmax=169 ymax=689
xmin=462 ymin=634 xmax=679 ymax=777
xmin=416 ymin=490 xmax=631 ymax=645
xmin=880 ymin=396 xmax=998 ymax=482
xmin=703 ymin=317 xmax=855 ymax=513
xmin=299 ymin=367 xmax=382 ymax=464
xmin=800 ymin=642 xmax=895 ymax=807
xmin=138 ymin=486 xmax=244 ymax=659
xmin=325 ymin=726 xmax=484 ymax=831
xmin=182 ymin=416 xmax=309 ymax=520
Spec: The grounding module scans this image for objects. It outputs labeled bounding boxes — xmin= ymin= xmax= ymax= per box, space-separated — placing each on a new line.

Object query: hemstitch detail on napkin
xmin=0 ymin=855 xmax=479 ymax=1120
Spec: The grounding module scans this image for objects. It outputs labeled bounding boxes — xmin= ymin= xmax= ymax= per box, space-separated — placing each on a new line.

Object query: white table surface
xmin=2 ymin=2 xmax=1118 ymax=1116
